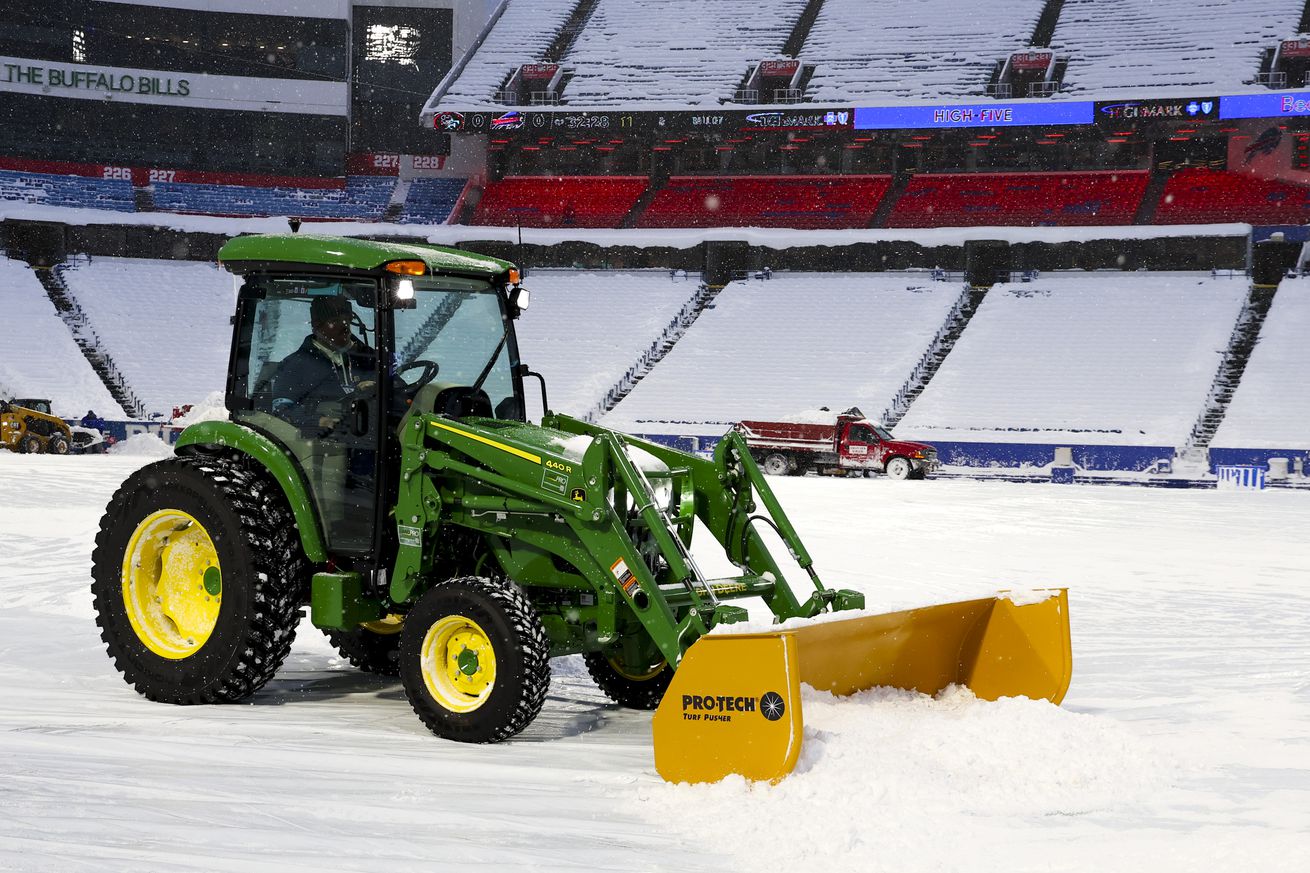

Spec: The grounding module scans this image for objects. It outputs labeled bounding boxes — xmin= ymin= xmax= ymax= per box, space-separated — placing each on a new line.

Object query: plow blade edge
xmin=651 ymin=589 xmax=1071 ymax=784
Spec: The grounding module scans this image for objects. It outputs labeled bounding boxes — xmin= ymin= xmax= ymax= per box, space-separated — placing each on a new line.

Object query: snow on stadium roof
xmin=429 ymin=0 xmax=1307 ymax=113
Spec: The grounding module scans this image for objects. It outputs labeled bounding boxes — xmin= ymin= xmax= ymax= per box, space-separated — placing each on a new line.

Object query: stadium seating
xmin=1212 ymin=276 xmax=1310 ymax=450
xmin=602 ymin=273 xmax=962 ymax=431
xmin=469 ymin=176 xmax=649 ymax=227
xmin=439 ymin=0 xmax=578 ymax=104
xmin=150 ymin=176 xmax=394 ymax=220
xmin=1153 ymin=169 xmax=1310 ymax=225
xmin=638 ymin=175 xmax=891 ymax=229
xmin=887 ymin=171 xmax=1149 ymax=228
xmin=400 ymin=177 xmax=469 ymax=224
xmin=559 ymin=0 xmax=805 ymax=105
xmin=0 ymin=169 xmax=135 ymax=212
xmin=1050 ymin=0 xmax=1302 ymax=96
xmin=896 ymin=273 xmax=1248 ymax=447
xmin=803 ymin=0 xmax=1048 ymax=103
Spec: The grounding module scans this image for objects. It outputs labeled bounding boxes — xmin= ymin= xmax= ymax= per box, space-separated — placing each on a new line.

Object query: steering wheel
xmin=397 ymin=359 xmax=440 ymax=396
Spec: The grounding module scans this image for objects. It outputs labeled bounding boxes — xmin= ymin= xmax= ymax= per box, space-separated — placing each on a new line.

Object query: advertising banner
xmin=854 ymin=101 xmax=1093 ymax=130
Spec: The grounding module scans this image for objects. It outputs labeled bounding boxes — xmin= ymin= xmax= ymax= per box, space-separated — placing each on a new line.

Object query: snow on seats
xmin=0 ymin=257 xmax=125 ymax=418
xmin=58 ymin=258 xmax=236 ymax=417
xmin=802 ymin=0 xmax=1048 ymax=103
xmin=438 ymin=0 xmax=579 ymax=106
xmin=513 ymin=270 xmax=702 ymax=419
xmin=0 ymin=169 xmax=135 ymax=212
xmin=1049 ymin=0 xmax=1303 ymax=96
xmin=896 ymin=273 xmax=1249 ymax=447
xmin=560 ymin=0 xmax=808 ymax=106
xmin=601 ymin=273 xmax=962 ymax=433
xmin=1212 ymin=277 xmax=1310 ymax=451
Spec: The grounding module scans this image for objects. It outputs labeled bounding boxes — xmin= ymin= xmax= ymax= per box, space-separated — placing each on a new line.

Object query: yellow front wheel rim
xmin=420 ymin=615 xmax=497 ymax=713
xmin=608 ymin=655 xmax=667 ymax=682
xmin=121 ymin=509 xmax=222 ymax=660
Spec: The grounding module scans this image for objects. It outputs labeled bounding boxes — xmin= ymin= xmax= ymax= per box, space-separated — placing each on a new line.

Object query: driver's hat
xmin=310 ymin=295 xmax=353 ymax=327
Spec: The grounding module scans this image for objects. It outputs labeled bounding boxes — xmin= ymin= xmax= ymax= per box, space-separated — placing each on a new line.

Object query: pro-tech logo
xmin=680 ymin=692 xmax=785 ymax=723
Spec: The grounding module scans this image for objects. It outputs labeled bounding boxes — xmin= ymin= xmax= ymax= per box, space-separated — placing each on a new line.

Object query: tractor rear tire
xmin=47 ymin=434 xmax=69 ymax=455
xmin=584 ymin=651 xmax=671 ymax=710
xmin=90 ymin=453 xmax=306 ymax=704
xmin=324 ymin=617 xmax=403 ymax=677
xmin=399 ymin=577 xmax=551 ymax=743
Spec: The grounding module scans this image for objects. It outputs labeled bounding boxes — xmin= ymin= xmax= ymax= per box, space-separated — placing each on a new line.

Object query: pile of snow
xmin=638 ymin=684 xmax=1174 ymax=871
xmin=896 ymin=273 xmax=1248 ymax=446
xmin=1212 ymin=276 xmax=1310 ymax=450
xmin=171 ymin=391 xmax=229 ymax=428
xmin=0 ymin=257 xmax=125 ymax=418
xmin=58 ymin=257 xmax=236 ymax=417
xmin=108 ymin=432 xmax=173 ymax=458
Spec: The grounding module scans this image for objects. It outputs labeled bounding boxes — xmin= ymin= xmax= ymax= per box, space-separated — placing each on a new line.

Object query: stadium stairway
xmin=34 ymin=264 xmax=146 ymax=419
xmin=547 ymin=0 xmax=603 ymax=65
xmin=133 ymin=185 xmax=156 ymax=213
xmin=1177 ymin=278 xmax=1280 ymax=462
xmin=1134 ymin=168 xmax=1170 ymax=225
xmin=586 ymin=279 xmax=719 ymax=420
xmin=882 ymin=282 xmax=989 ymax=427
xmin=871 ymin=173 xmax=911 ymax=228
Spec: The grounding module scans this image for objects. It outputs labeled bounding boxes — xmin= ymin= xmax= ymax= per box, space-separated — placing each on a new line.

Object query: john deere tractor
xmin=91 ymin=234 xmax=1071 ymax=783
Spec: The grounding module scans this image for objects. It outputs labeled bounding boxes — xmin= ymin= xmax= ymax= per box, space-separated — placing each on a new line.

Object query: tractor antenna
xmin=516 ymin=224 xmax=528 ymax=279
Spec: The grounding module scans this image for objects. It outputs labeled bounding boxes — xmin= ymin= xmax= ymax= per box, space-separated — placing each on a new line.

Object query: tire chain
xmin=92 ymin=451 xmax=307 ymax=704
xmin=409 ymin=576 xmax=552 ymax=742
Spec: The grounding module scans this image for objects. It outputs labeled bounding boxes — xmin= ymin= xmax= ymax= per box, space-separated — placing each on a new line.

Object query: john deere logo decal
xmin=759 ymin=691 xmax=785 ymax=721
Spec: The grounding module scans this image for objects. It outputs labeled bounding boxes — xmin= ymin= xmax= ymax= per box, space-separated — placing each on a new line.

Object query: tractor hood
xmin=472 ymin=419 xmax=672 ymax=476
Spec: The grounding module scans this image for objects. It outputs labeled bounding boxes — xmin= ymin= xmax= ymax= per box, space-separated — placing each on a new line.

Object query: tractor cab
xmin=220 ymin=235 xmax=529 ymax=560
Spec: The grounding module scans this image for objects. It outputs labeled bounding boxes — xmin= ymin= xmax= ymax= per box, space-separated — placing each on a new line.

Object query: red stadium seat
xmin=637 ymin=175 xmax=891 ymax=229
xmin=887 ymin=171 xmax=1149 ymax=228
xmin=1154 ymin=169 xmax=1310 ymax=225
xmin=470 ymin=176 xmax=649 ymax=227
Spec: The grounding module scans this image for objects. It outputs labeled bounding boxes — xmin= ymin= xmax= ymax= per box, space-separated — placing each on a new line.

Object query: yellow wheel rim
xmin=420 ymin=615 xmax=497 ymax=713
xmin=120 ymin=509 xmax=222 ymax=660
xmin=361 ymin=614 xmax=405 ymax=635
xmin=608 ymin=654 xmax=667 ymax=682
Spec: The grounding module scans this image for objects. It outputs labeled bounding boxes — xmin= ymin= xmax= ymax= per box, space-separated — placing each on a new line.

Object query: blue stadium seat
xmin=0 ymin=170 xmax=135 ymax=212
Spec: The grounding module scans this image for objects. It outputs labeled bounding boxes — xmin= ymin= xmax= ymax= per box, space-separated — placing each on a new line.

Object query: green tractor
xmin=91 ymin=234 xmax=1071 ymax=783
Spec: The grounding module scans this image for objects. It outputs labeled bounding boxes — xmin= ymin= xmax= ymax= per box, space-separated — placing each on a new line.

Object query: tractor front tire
xmin=90 ymin=453 xmax=306 ymax=704
xmin=399 ymin=577 xmax=550 ymax=743
xmin=324 ymin=616 xmax=404 ymax=677
xmin=19 ymin=434 xmax=42 ymax=454
xmin=584 ymin=651 xmax=671 ymax=710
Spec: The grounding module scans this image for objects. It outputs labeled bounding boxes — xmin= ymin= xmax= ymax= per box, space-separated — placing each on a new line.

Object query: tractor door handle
xmin=350 ymin=399 xmax=369 ymax=436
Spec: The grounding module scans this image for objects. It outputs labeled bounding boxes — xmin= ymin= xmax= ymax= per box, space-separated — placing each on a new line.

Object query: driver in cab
xmin=273 ymin=295 xmax=376 ymax=434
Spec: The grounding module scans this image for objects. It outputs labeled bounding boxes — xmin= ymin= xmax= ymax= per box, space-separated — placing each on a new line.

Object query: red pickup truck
xmin=736 ymin=410 xmax=939 ymax=480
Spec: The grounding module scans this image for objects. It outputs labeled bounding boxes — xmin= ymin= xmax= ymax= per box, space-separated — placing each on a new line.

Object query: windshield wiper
xmin=469 ymin=324 xmax=510 ymax=397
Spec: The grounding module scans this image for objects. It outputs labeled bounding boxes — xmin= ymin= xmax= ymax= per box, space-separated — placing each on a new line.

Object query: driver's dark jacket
xmin=272 ymin=335 xmax=375 ymax=429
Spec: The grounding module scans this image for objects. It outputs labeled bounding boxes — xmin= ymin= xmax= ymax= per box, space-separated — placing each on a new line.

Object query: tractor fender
xmin=174 ymin=420 xmax=327 ymax=562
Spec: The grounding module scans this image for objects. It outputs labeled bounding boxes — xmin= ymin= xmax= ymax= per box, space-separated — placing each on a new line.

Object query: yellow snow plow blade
xmin=652 ymin=589 xmax=1071 ymax=784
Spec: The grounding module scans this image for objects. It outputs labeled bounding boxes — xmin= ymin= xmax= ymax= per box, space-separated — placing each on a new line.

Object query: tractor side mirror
xmin=510 ymin=286 xmax=530 ymax=314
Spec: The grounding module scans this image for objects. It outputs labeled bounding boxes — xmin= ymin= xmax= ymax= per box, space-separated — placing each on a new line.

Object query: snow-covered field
xmin=1 ymin=453 xmax=1307 ymax=872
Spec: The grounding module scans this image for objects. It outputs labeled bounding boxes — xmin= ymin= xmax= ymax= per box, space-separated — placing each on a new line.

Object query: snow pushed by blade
xmin=640 ymin=684 xmax=1174 ymax=871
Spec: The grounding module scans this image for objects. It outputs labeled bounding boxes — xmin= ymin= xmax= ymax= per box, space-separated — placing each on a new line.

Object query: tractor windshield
xmin=393 ymin=276 xmax=521 ymax=420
